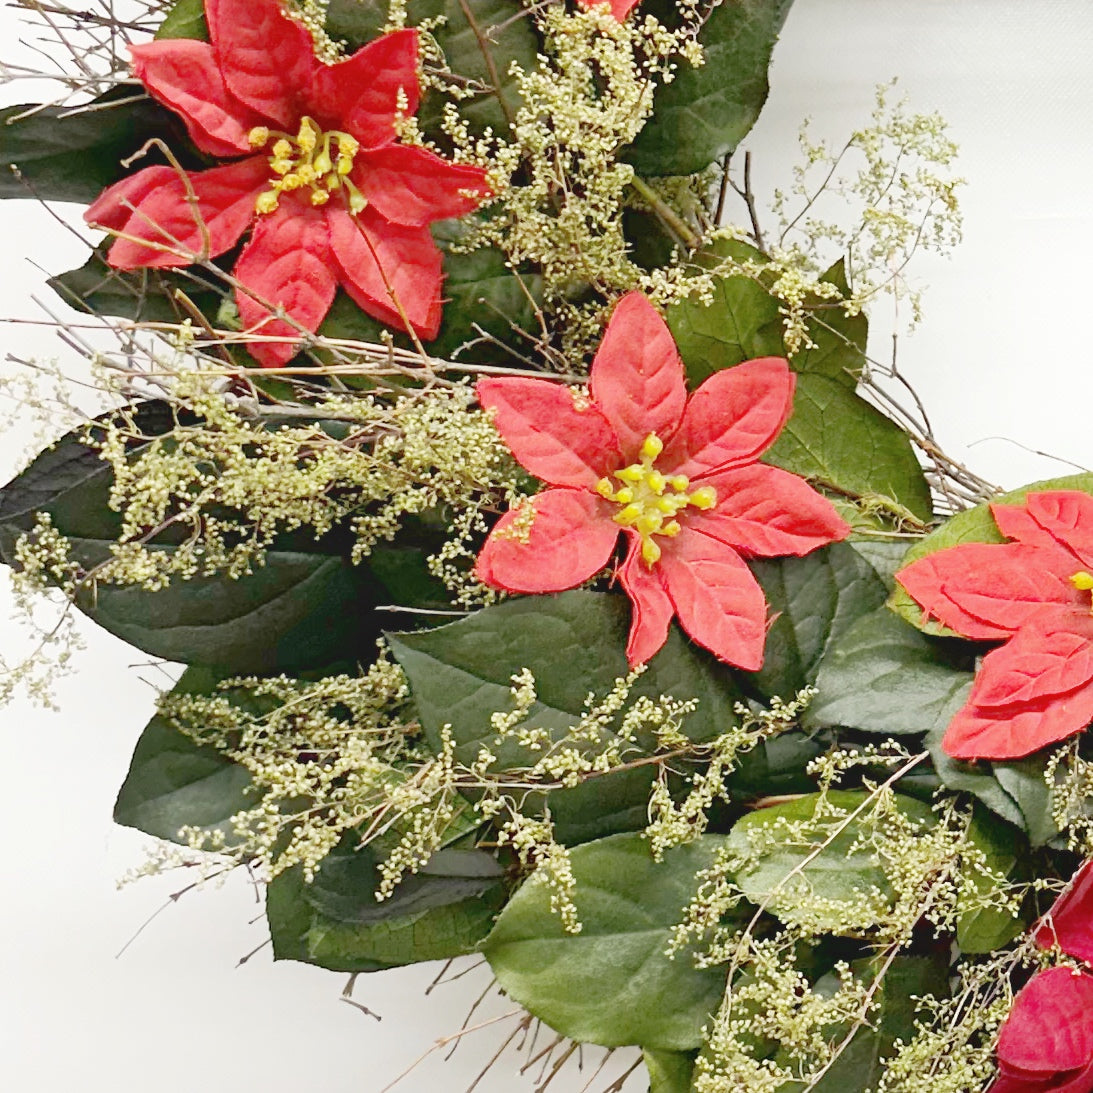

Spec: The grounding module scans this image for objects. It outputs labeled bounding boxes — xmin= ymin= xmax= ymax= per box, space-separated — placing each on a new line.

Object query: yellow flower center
xmin=1072 ymin=570 xmax=1093 ymax=613
xmin=595 ymin=433 xmax=717 ymax=567
xmin=247 ymin=117 xmax=366 ymax=215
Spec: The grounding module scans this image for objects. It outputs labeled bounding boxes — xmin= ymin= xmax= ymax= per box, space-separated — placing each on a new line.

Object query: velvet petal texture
xmin=475 ymin=291 xmax=850 ymax=668
xmin=896 ymin=490 xmax=1093 ymax=760
xmin=86 ymin=0 xmax=489 ymax=366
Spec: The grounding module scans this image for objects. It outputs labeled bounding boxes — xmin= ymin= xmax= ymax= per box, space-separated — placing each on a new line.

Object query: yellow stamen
xmin=248 ymin=126 xmax=270 ymax=148
xmin=641 ymin=434 xmax=664 ymax=460
xmin=310 ymin=189 xmax=331 ymax=207
xmin=1072 ymin=571 xmax=1093 ymax=591
xmin=642 ymin=538 xmax=662 ymax=565
xmin=255 ymin=191 xmax=280 ymax=215
xmin=689 ymin=486 xmax=718 ymax=510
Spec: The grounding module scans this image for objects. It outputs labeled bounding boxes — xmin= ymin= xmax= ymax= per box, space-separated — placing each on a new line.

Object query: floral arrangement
xmin=2 ymin=1 xmax=1090 ymax=1091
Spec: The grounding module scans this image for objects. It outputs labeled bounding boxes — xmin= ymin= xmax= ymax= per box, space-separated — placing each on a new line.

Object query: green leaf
xmin=764 ymin=373 xmax=934 ymax=524
xmin=0 ymin=90 xmax=191 ymax=204
xmin=156 ymin=0 xmax=208 ymax=39
xmin=483 ymin=832 xmax=733 ymax=1050
xmin=644 ymin=1049 xmax=696 ymax=1093
xmin=113 ymin=665 xmax=255 ymax=843
xmin=791 ymin=260 xmax=868 ymax=385
xmin=627 ymin=0 xmax=796 ymax=176
xmin=749 ymin=541 xmax=890 ymax=700
xmin=387 ymin=590 xmax=742 ymax=844
xmin=726 ymin=731 xmax=831 ymax=800
xmin=805 ymin=608 xmax=975 ymax=735
xmin=888 ymin=473 xmax=1093 ymax=634
xmin=992 ymin=757 xmax=1060 ymax=847
xmin=956 ymin=806 xmax=1028 ymax=953
xmin=727 ymin=790 xmax=936 ymax=933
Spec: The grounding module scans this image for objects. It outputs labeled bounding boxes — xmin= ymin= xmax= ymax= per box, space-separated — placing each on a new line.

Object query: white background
xmin=1 ymin=2 xmax=1091 ymax=1090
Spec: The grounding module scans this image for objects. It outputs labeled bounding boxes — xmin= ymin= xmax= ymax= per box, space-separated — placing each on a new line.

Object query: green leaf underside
xmin=955 ymin=806 xmax=1028 ymax=953
xmin=156 ymin=0 xmax=207 ymax=39
xmin=387 ymin=590 xmax=742 ymax=845
xmin=805 ymin=607 xmax=975 ymax=735
xmin=644 ymin=1049 xmax=697 ymax=1093
xmin=888 ymin=473 xmax=1093 ymax=634
xmin=627 ymin=0 xmax=797 ymax=176
xmin=483 ymin=833 xmax=733 ymax=1050
xmin=727 ymin=790 xmax=935 ymax=932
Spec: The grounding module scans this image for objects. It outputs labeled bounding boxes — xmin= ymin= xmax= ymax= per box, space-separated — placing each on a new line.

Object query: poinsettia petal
xmin=971 ymin=623 xmax=1093 ymax=708
xmin=89 ymin=159 xmax=268 ymax=269
xmin=992 ymin=502 xmax=1062 ymax=549
xmin=990 ymin=1060 xmax=1093 ymax=1093
xmin=587 ymin=293 xmax=688 ymax=462
xmin=308 ymin=30 xmax=421 ymax=150
xmin=942 ymin=680 xmax=1093 ymax=761
xmin=686 ymin=463 xmax=850 ymax=558
xmin=660 ymin=357 xmax=795 ymax=479
xmin=1026 ymin=491 xmax=1093 ymax=568
xmin=1034 ymin=860 xmax=1093 ymax=963
xmin=233 ymin=199 xmax=337 ymax=367
xmin=475 ymin=489 xmax=619 ymax=594
xmin=896 ymin=543 xmax=1081 ymax=640
xmin=574 ymin=0 xmax=641 ymax=17
xmin=658 ymin=528 xmax=768 ymax=670
xmin=327 ymin=205 xmax=442 ymax=338
xmin=352 ymin=145 xmax=490 ymax=227
xmin=130 ymin=40 xmax=266 ymax=157
xmin=997 ymin=967 xmax=1093 ymax=1075
xmin=618 ymin=534 xmax=675 ymax=666
xmin=205 ymin=0 xmax=316 ymax=127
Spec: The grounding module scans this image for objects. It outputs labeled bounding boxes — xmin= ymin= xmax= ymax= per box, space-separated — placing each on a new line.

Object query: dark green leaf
xmin=627 ymin=0 xmax=796 ymax=176
xmin=764 ymin=373 xmax=934 ymax=523
xmin=726 ymin=731 xmax=831 ymax=800
xmin=483 ymin=832 xmax=732 ymax=1050
xmin=113 ymin=665 xmax=256 ymax=843
xmin=387 ymin=590 xmax=742 ymax=844
xmin=992 ymin=757 xmax=1059 ymax=847
xmin=791 ymin=260 xmax=868 ymax=386
xmin=805 ymin=608 xmax=975 ymax=735
xmin=156 ymin=0 xmax=208 ymax=39
xmin=956 ymin=806 xmax=1028 ymax=953
xmin=644 ymin=1049 xmax=696 ymax=1093
xmin=727 ymin=790 xmax=936 ymax=933
xmin=749 ymin=541 xmax=889 ymax=699
xmin=926 ymin=725 xmax=1026 ymax=831
xmin=888 ymin=473 xmax=1093 ymax=634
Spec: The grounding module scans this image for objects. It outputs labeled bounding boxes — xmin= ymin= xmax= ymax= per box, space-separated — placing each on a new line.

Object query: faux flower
xmin=896 ymin=491 xmax=1093 ymax=760
xmin=989 ymin=967 xmax=1093 ymax=1093
xmin=474 ymin=292 xmax=850 ymax=668
xmin=1034 ymin=859 xmax=1093 ymax=964
xmin=84 ymin=0 xmax=490 ymax=366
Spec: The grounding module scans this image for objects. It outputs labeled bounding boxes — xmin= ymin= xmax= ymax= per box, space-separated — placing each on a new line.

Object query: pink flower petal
xmin=1034 ymin=860 xmax=1093 ymax=964
xmin=617 ymin=534 xmax=675 ymax=666
xmin=353 ymin=145 xmax=490 ymax=227
xmin=989 ymin=1059 xmax=1093 ymax=1093
xmin=233 ymin=198 xmax=338 ymax=367
xmin=205 ymin=0 xmax=317 ymax=128
xmin=942 ymin=680 xmax=1093 ymax=761
xmin=992 ymin=502 xmax=1062 ymax=549
xmin=475 ymin=489 xmax=619 ymax=594
xmin=89 ymin=159 xmax=268 ymax=269
xmin=687 ymin=462 xmax=849 ymax=558
xmin=659 ymin=528 xmax=768 ymax=670
xmin=971 ymin=623 xmax=1093 ymax=709
xmin=1027 ymin=492 xmax=1093 ymax=568
xmin=998 ymin=967 xmax=1093 ymax=1075
xmin=308 ymin=30 xmax=421 ymax=150
xmin=588 ymin=293 xmax=687 ymax=462
xmin=896 ymin=543 xmax=1081 ymax=640
xmin=475 ymin=378 xmax=621 ymax=489
xmin=130 ymin=40 xmax=267 ymax=157
xmin=327 ymin=204 xmax=442 ymax=338
xmin=574 ymin=0 xmax=642 ymax=18
xmin=661 ymin=357 xmax=795 ymax=480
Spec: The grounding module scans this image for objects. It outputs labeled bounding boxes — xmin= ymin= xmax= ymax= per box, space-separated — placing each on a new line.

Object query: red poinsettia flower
xmin=989 ymin=966 xmax=1093 ymax=1093
xmin=1034 ymin=860 xmax=1093 ymax=965
xmin=575 ymin=0 xmax=641 ymax=19
xmin=896 ymin=491 xmax=1093 ymax=760
xmin=474 ymin=292 xmax=850 ymax=668
xmin=84 ymin=0 xmax=490 ymax=366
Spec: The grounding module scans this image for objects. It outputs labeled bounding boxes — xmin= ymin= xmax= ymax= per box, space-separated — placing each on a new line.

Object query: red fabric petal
xmin=687 ymin=463 xmax=850 ymax=559
xmin=1027 ymin=492 xmax=1093 ymax=568
xmin=130 ymin=40 xmax=265 ymax=157
xmin=588 ymin=293 xmax=688 ymax=462
xmin=942 ymin=679 xmax=1093 ymax=760
xmin=233 ymin=199 xmax=338 ymax=367
xmin=992 ymin=502 xmax=1062 ymax=549
xmin=896 ymin=543 xmax=1081 ymax=640
xmin=89 ymin=159 xmax=267 ymax=269
xmin=475 ymin=489 xmax=619 ymax=594
xmin=205 ymin=0 xmax=316 ymax=127
xmin=971 ymin=624 xmax=1093 ymax=708
xmin=617 ymin=534 xmax=675 ymax=666
xmin=1034 ymin=861 xmax=1093 ymax=964
xmin=327 ymin=205 xmax=442 ymax=338
xmin=308 ymin=30 xmax=421 ymax=150
xmin=476 ymin=378 xmax=621 ymax=489
xmin=998 ymin=968 xmax=1093 ymax=1075
xmin=574 ymin=0 xmax=642 ymax=18
xmin=658 ymin=528 xmax=768 ymax=670
xmin=660 ymin=357 xmax=795 ymax=479
xmin=353 ymin=145 xmax=490 ymax=227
